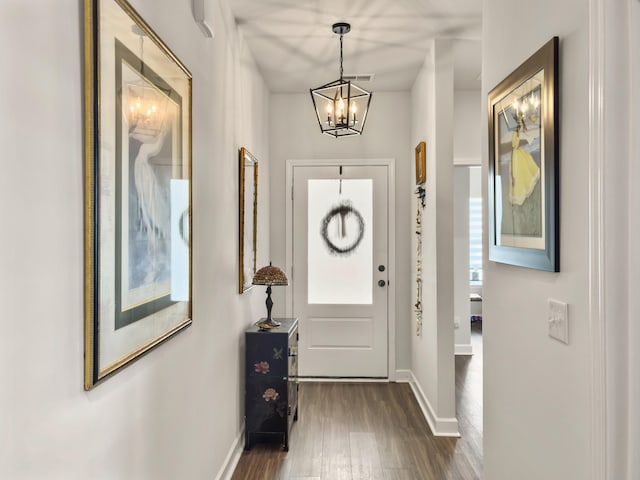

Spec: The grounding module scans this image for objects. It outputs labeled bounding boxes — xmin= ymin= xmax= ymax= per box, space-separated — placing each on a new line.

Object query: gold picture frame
xmin=239 ymin=147 xmax=258 ymax=293
xmin=84 ymin=0 xmax=193 ymax=389
xmin=415 ymin=141 xmax=426 ymax=185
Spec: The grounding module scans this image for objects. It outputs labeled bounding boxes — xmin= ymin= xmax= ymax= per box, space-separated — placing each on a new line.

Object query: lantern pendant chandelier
xmin=310 ymin=22 xmax=372 ymax=138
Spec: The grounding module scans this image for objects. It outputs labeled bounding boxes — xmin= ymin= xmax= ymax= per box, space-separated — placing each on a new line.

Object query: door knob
xmin=378 ymin=280 xmax=386 ymax=287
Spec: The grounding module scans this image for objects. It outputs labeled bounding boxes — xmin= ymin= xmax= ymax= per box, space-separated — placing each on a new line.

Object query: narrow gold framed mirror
xmin=239 ymin=147 xmax=258 ymax=293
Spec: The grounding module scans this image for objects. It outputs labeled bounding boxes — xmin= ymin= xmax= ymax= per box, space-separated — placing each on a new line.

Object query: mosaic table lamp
xmin=252 ymin=263 xmax=288 ymax=330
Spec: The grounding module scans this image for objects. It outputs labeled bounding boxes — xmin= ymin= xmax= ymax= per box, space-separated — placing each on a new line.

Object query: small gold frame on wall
xmin=239 ymin=147 xmax=258 ymax=293
xmin=415 ymin=141 xmax=426 ymax=185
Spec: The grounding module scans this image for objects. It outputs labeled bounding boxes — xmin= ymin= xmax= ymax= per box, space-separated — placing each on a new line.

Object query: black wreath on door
xmin=320 ymin=203 xmax=365 ymax=256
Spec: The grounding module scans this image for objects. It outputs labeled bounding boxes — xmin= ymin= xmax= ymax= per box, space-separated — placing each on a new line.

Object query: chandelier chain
xmin=339 ymin=33 xmax=343 ymax=80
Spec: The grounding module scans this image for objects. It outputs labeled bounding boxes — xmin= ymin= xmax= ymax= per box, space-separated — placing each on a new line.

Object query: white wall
xmin=0 ymin=0 xmax=270 ymax=478
xmin=469 ymin=166 xmax=482 ymax=198
xmin=454 ymin=90 xmax=482 ymax=166
xmin=627 ymin=2 xmax=640 ymax=477
xmin=603 ymin=1 xmax=634 ymax=478
xmin=268 ymin=91 xmax=412 ymax=371
xmin=410 ymin=39 xmax=458 ymax=435
xmin=482 ymin=0 xmax=592 ymax=478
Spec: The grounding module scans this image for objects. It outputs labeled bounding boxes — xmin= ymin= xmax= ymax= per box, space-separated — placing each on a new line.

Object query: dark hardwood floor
xmin=232 ymin=322 xmax=483 ymax=480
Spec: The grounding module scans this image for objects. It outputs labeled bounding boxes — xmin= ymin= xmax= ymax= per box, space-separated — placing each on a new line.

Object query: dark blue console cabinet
xmin=244 ymin=318 xmax=298 ymax=451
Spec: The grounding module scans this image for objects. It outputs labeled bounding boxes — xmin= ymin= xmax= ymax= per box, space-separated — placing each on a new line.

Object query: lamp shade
xmin=252 ymin=264 xmax=288 ymax=286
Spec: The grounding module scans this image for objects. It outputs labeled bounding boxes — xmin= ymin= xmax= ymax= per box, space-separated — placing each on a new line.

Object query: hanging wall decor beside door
xmin=414 ymin=141 xmax=426 ymax=336
xmin=414 ymin=188 xmax=424 ymax=336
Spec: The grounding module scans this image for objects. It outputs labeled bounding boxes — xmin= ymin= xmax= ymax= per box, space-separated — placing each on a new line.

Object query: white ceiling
xmin=227 ymin=0 xmax=482 ymax=93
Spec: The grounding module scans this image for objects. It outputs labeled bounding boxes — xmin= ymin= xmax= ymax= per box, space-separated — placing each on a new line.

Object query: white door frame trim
xmin=285 ymin=158 xmax=397 ymax=381
xmin=588 ymin=0 xmax=607 ymax=477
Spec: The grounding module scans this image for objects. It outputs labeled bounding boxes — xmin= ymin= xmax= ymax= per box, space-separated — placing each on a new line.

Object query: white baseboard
xmin=394 ymin=369 xmax=413 ymax=382
xmin=407 ymin=371 xmax=460 ymax=437
xmin=214 ymin=424 xmax=245 ymax=480
xmin=455 ymin=344 xmax=473 ymax=355
xmin=297 ymin=376 xmax=388 ymax=383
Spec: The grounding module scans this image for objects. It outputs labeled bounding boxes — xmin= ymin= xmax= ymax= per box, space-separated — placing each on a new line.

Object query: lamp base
xmin=257 ymin=317 xmax=281 ymax=330
xmin=258 ymin=285 xmax=282 ymax=330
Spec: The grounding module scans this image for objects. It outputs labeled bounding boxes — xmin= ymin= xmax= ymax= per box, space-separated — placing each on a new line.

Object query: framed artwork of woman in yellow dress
xmin=488 ymin=37 xmax=559 ymax=272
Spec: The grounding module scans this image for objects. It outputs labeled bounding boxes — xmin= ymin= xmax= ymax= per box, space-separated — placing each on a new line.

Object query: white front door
xmin=292 ymin=164 xmax=389 ymax=378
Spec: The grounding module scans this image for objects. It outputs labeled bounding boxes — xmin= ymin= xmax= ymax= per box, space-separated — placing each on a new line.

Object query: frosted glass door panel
xmin=307 ymin=179 xmax=372 ymax=304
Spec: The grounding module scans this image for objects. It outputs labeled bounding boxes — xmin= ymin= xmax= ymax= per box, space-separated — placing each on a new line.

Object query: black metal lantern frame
xmin=310 ymin=22 xmax=372 ymax=138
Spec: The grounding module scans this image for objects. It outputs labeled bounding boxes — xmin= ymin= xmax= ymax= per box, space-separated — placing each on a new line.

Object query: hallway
xmin=232 ymin=324 xmax=483 ymax=479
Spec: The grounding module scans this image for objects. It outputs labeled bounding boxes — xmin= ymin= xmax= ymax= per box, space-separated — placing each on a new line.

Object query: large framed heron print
xmin=83 ymin=0 xmax=192 ymax=389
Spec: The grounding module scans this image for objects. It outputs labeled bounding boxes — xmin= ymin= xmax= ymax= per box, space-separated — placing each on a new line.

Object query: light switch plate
xmin=548 ymin=299 xmax=569 ymax=344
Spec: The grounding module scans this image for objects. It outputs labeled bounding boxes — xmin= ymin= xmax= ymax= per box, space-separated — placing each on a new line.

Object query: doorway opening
xmin=454 ymin=165 xmax=483 ymax=355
